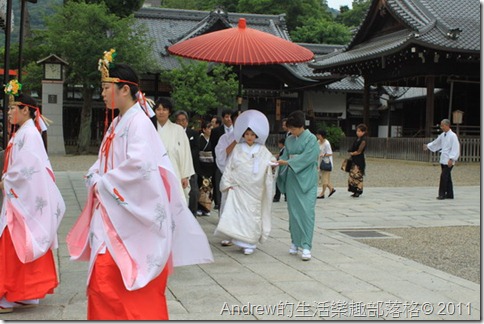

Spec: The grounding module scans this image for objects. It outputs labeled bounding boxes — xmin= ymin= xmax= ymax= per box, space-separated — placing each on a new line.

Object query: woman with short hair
xmin=276 ymin=110 xmax=319 ymax=261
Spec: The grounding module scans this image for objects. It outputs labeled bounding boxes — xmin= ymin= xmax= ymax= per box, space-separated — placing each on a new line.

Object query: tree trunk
xmin=77 ymin=87 xmax=94 ymax=154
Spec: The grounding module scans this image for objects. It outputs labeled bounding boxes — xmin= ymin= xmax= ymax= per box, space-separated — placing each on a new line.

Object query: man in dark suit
xmin=174 ymin=110 xmax=200 ymax=216
xmin=209 ymin=108 xmax=234 ymax=210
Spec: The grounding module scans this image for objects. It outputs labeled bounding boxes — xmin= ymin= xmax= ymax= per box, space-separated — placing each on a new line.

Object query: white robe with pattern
xmin=0 ymin=119 xmax=65 ymax=263
xmin=66 ymin=104 xmax=213 ymax=291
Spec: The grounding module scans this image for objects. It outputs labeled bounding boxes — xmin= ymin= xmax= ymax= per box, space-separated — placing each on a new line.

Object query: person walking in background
xmin=214 ymin=110 xmax=239 ymax=246
xmin=209 ymin=109 xmax=234 ymax=210
xmin=151 ymin=98 xmax=194 ymax=202
xmin=197 ymin=121 xmax=215 ymax=216
xmin=281 ymin=118 xmax=290 ymax=138
xmin=347 ymin=124 xmax=368 ymax=198
xmin=272 ymin=137 xmax=285 ymax=202
xmin=424 ymin=118 xmax=460 ymax=199
xmin=66 ymin=52 xmax=213 ymax=320
xmin=211 ymin=115 xmax=221 ymax=129
xmin=214 ymin=110 xmax=276 ymax=255
xmin=274 ymin=118 xmax=290 ymax=202
xmin=0 ymin=80 xmax=65 ymax=313
xmin=174 ymin=110 xmax=200 ymax=216
xmin=276 ymin=110 xmax=319 ymax=261
xmin=317 ymin=129 xmax=336 ymax=199
xmin=214 ymin=110 xmax=240 ymax=209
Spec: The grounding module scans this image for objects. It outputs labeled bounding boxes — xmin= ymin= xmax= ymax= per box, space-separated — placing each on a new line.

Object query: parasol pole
xmin=237 ymin=64 xmax=242 ymax=111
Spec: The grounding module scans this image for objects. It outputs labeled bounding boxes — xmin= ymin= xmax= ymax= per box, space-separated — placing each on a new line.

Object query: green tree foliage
xmin=237 ymin=0 xmax=331 ymax=31
xmin=315 ymin=121 xmax=345 ymax=150
xmin=161 ymin=0 xmax=246 ymax=13
xmin=205 ymin=0 xmax=239 ymax=12
xmin=290 ymin=17 xmax=351 ymax=44
xmin=335 ymin=0 xmax=371 ymax=28
xmin=37 ymin=1 xmax=156 ymax=153
xmin=69 ymin=0 xmax=144 ymax=18
xmin=162 ymin=59 xmax=238 ymax=116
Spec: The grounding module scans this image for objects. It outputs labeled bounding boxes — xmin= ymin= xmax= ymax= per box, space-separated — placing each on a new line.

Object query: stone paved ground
xmin=48 ymin=154 xmax=481 ymax=284
xmin=0 ymin=153 xmax=479 ymax=320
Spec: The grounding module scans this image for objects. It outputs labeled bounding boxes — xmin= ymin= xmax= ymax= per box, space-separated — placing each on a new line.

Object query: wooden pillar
xmin=154 ymin=73 xmax=160 ymax=100
xmin=3 ymin=0 xmax=13 ymax=149
xmin=425 ymin=76 xmax=435 ymax=137
xmin=363 ymin=76 xmax=370 ymax=132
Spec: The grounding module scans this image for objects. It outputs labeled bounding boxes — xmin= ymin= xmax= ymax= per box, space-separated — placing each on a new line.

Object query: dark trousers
xmin=213 ymin=168 xmax=222 ymax=207
xmin=273 ymin=183 xmax=282 ymax=201
xmin=274 ymin=184 xmax=281 ymax=200
xmin=439 ymin=164 xmax=454 ymax=198
xmin=188 ymin=174 xmax=199 ymax=214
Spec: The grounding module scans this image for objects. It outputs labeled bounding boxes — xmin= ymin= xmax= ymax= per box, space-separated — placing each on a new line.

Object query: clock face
xmin=45 ymin=63 xmax=62 ymax=80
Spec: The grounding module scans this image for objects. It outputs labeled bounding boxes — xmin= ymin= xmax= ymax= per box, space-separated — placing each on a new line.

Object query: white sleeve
xmin=326 ymin=141 xmax=333 ymax=155
xmin=449 ymin=133 xmax=460 ymax=161
xmin=215 ymin=135 xmax=228 ymax=172
xmin=426 ymin=134 xmax=442 ymax=153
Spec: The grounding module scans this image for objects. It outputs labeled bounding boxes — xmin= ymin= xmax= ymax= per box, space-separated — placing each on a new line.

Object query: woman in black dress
xmin=347 ymin=124 xmax=367 ymax=197
xmin=197 ymin=121 xmax=216 ymax=215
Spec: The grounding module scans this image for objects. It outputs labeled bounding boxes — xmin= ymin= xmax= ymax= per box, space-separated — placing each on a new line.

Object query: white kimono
xmin=215 ymin=142 xmax=275 ymax=245
xmin=215 ymin=131 xmax=235 ymax=174
xmin=157 ymin=120 xmax=194 ymax=200
xmin=66 ymin=104 xmax=213 ymax=291
xmin=0 ymin=119 xmax=65 ymax=262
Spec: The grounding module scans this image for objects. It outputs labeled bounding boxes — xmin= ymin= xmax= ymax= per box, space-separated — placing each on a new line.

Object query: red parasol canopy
xmin=168 ymin=18 xmax=314 ymax=65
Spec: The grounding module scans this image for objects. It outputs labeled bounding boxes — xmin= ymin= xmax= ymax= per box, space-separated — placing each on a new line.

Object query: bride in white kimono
xmin=214 ymin=110 xmax=276 ymax=255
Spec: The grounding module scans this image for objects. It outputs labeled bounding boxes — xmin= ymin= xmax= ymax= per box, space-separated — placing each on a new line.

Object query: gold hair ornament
xmin=98 ymin=48 xmax=121 ymax=83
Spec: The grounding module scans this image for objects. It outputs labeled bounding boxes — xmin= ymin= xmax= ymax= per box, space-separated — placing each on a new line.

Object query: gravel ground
xmin=359 ymin=226 xmax=480 ymax=284
xmin=49 ymin=153 xmax=481 ymax=284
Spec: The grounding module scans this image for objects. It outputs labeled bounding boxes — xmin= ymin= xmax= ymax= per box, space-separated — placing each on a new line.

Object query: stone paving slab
xmin=0 ymin=172 xmax=479 ymax=320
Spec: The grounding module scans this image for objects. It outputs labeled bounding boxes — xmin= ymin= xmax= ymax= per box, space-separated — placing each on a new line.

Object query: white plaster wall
xmin=303 ymin=91 xmax=346 ymax=119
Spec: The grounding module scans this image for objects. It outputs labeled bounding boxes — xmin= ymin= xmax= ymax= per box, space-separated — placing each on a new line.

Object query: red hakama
xmin=0 ymin=229 xmax=58 ymax=302
xmin=87 ymin=250 xmax=169 ymax=320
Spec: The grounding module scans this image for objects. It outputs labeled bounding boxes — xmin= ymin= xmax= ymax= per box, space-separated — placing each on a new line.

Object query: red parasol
xmin=168 ymin=18 xmax=314 ymax=65
xmin=168 ymin=18 xmax=314 ymax=109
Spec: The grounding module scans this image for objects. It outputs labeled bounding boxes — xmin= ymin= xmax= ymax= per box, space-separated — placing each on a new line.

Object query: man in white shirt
xmin=151 ymin=98 xmax=194 ymax=201
xmin=424 ymin=119 xmax=460 ymax=200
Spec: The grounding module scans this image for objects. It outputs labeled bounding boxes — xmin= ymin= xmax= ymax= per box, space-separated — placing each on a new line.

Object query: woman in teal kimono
xmin=276 ymin=111 xmax=319 ymax=261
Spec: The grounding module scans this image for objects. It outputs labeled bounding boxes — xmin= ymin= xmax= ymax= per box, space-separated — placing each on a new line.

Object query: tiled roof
xmin=383 ymin=86 xmax=443 ymax=101
xmin=310 ymin=0 xmax=480 ymax=70
xmin=135 ymin=7 xmax=291 ymax=69
xmin=327 ymin=76 xmax=366 ymax=92
xmin=134 ymin=7 xmax=342 ymax=83
xmin=310 ymin=30 xmax=413 ymax=69
xmin=326 ymin=76 xmax=443 ymax=97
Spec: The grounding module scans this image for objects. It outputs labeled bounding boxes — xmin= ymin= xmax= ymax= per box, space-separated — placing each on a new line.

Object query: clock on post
xmin=36 ymin=54 xmax=69 ymax=155
xmin=37 ymin=54 xmax=68 ymax=81
xmin=44 ymin=63 xmax=62 ymax=80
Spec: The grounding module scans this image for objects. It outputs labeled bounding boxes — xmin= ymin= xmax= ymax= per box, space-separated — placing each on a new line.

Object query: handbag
xmin=320 ymin=158 xmax=332 ymax=171
xmin=341 ymin=158 xmax=353 ymax=172
xmin=198 ymin=177 xmax=213 ymax=211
